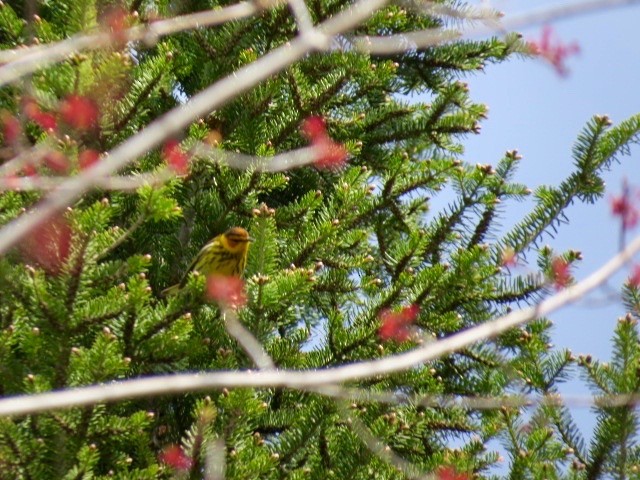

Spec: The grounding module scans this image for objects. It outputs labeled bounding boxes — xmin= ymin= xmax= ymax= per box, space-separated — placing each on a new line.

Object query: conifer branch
xmin=552 ymin=406 xmax=589 ymax=465
xmin=122 ymin=310 xmax=136 ymax=359
xmin=0 ymin=2 xmax=264 ymax=87
xmin=29 ymin=275 xmax=62 ymax=333
xmin=136 ymin=310 xmax=186 ymax=345
xmin=2 ymin=0 xmax=640 ymax=476
xmin=1 ymin=0 xmax=638 ymax=258
xmin=71 ymin=309 xmax=125 ymax=334
xmin=109 ymin=70 xmax=165 ymax=136
xmin=96 ymin=196 xmax=153 ymax=261
xmin=0 ymin=6 xmax=364 ymax=253
xmin=1 ymin=231 xmax=639 ymax=416
xmin=336 ymin=401 xmax=426 ymax=479
xmin=2 ymin=435 xmax=27 ymax=477
xmin=467 ymin=204 xmax=496 ymax=248
xmin=64 ymin=233 xmax=90 ymax=312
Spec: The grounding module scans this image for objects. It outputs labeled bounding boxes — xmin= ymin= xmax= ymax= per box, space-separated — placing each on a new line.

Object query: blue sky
xmin=464 ymin=0 xmax=640 ymax=360
xmin=461 ymin=0 xmax=640 ymax=451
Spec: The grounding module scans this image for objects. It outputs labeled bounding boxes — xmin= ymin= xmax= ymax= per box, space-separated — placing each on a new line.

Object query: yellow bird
xmin=162 ymin=226 xmax=252 ymax=296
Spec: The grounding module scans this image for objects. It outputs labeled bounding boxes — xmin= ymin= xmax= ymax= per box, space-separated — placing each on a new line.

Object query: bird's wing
xmin=179 ymin=237 xmax=218 ymax=287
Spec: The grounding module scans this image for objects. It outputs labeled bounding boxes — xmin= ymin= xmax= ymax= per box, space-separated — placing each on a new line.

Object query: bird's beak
xmin=247 ymin=236 xmax=255 ymax=242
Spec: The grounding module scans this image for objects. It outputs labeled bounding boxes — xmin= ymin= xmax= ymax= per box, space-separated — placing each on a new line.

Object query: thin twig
xmin=350 ymin=29 xmax=460 ymax=55
xmin=308 ymin=386 xmax=640 ymax=410
xmin=223 ymin=309 xmax=275 ymax=370
xmin=0 ymin=169 xmax=173 ymax=192
xmin=0 ymin=232 xmax=638 ymax=416
xmin=288 ymin=0 xmax=316 ymax=33
xmin=336 ymin=401 xmax=431 ymax=479
xmin=287 ymin=0 xmax=331 ymax=49
xmin=498 ymin=0 xmax=640 ymax=31
xmin=193 ymin=143 xmax=326 ymax=172
xmin=348 ymin=0 xmax=640 ymax=54
xmin=204 ymin=439 xmax=226 ymax=480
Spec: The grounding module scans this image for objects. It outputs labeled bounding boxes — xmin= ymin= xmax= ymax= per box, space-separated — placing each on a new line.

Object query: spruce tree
xmin=0 ymin=1 xmax=639 ymax=479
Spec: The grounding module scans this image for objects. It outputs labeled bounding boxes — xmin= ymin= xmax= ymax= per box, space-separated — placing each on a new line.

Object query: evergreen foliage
xmin=0 ymin=0 xmax=639 ymax=478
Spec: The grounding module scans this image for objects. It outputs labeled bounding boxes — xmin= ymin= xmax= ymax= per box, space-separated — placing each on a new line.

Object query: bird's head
xmin=221 ymin=227 xmax=253 ymax=253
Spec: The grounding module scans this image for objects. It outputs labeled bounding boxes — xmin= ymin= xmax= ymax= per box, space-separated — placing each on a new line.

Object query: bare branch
xmin=499 ymin=0 xmax=640 ymax=31
xmin=0 ymin=141 xmax=329 ymax=193
xmin=204 ymin=439 xmax=226 ymax=480
xmin=288 ymin=0 xmax=315 ymax=31
xmin=351 ymin=29 xmax=460 ymax=55
xmin=2 ymin=0 xmax=635 ymax=89
xmin=223 ymin=309 xmax=275 ymax=370
xmin=309 ymin=385 xmax=640 ymax=410
xmin=337 ymin=401 xmax=430 ymax=479
xmin=0 ymin=142 xmax=337 ymax=192
xmin=350 ymin=0 xmax=640 ymax=55
xmin=287 ymin=0 xmax=331 ymax=50
xmin=0 ymin=169 xmax=173 ymax=192
xmin=193 ymin=143 xmax=332 ymax=172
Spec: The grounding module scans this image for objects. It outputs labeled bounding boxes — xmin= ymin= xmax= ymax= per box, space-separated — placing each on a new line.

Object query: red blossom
xmin=527 ymin=26 xmax=580 ymax=77
xmin=437 ymin=466 xmax=469 ymax=480
xmin=163 ymin=139 xmax=190 ymax=175
xmin=44 ymin=151 xmax=69 ymax=173
xmin=1 ymin=112 xmax=21 ymax=145
xmin=60 ymin=95 xmax=99 ymax=131
xmin=551 ymin=257 xmax=571 ymax=290
xmin=207 ymin=275 xmax=247 ymax=309
xmin=78 ymin=149 xmax=101 ymax=170
xmin=21 ymin=163 xmax=37 ymax=177
xmin=378 ymin=304 xmax=419 ymax=342
xmin=159 ymin=445 xmax=193 ymax=471
xmin=23 ymin=99 xmax=57 ymax=131
xmin=610 ymin=184 xmax=640 ymax=230
xmin=20 ymin=214 xmax=72 ymax=275
xmin=314 ymin=138 xmax=348 ymax=170
xmin=301 ymin=116 xmax=348 ymax=170
xmin=629 ymin=264 xmax=640 ymax=288
xmin=102 ymin=7 xmax=129 ymax=45
xmin=301 ymin=116 xmax=328 ymax=142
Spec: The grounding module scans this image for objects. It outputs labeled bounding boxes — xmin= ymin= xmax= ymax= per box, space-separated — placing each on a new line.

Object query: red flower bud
xmin=207 ymin=275 xmax=247 ymax=309
xmin=78 ymin=149 xmax=100 ymax=170
xmin=159 ymin=445 xmax=192 ymax=471
xmin=60 ymin=95 xmax=99 ymax=131
xmin=44 ymin=151 xmax=69 ymax=173
xmin=378 ymin=304 xmax=419 ymax=342
xmin=20 ymin=214 xmax=72 ymax=275
xmin=1 ymin=112 xmax=21 ymax=145
xmin=163 ymin=140 xmax=189 ymax=175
